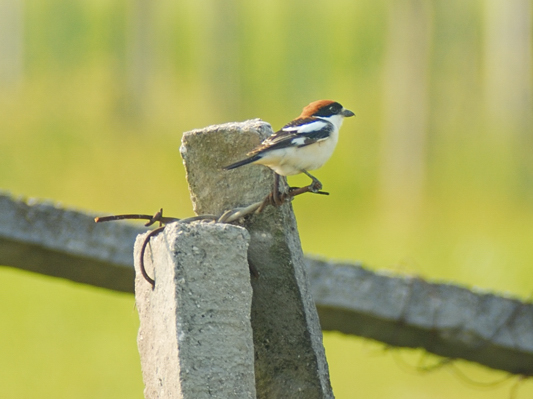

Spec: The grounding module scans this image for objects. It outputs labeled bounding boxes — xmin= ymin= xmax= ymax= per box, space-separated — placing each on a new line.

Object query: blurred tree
xmin=483 ymin=0 xmax=533 ymax=195
xmin=379 ymin=0 xmax=433 ymax=221
xmin=125 ymin=0 xmax=154 ymax=120
xmin=198 ymin=0 xmax=242 ymax=120
xmin=484 ymin=0 xmax=532 ymax=135
xmin=0 ymin=0 xmax=23 ymax=89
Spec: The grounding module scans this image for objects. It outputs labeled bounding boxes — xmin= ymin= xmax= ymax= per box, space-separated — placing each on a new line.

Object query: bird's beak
xmin=341 ymin=108 xmax=355 ymax=117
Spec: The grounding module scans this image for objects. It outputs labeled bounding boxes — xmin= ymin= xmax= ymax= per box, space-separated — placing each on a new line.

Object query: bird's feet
xmin=272 ymin=187 xmax=285 ymax=207
xmin=289 ymin=186 xmax=329 ymax=196
xmin=308 ymin=177 xmax=322 ymax=193
xmin=256 ymin=172 xmax=329 ymax=213
xmin=256 ymin=173 xmax=286 ymax=213
xmin=256 ymin=189 xmax=286 ymax=213
xmin=301 ymin=170 xmax=328 ymax=194
xmin=272 ymin=173 xmax=285 ymax=206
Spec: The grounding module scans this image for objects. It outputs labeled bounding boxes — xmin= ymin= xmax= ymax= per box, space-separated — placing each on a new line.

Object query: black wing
xmin=249 ymin=117 xmax=333 ymax=155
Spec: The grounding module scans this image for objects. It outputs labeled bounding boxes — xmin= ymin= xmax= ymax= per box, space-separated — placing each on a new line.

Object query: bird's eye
xmin=315 ymin=102 xmax=342 ymax=117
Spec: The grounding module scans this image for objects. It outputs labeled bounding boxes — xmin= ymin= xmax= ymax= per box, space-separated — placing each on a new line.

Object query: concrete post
xmin=181 ymin=120 xmax=334 ymax=398
xmin=134 ymin=222 xmax=256 ymax=399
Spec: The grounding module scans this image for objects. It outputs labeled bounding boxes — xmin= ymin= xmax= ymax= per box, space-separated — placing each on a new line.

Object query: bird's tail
xmin=223 ymin=154 xmax=261 ymax=170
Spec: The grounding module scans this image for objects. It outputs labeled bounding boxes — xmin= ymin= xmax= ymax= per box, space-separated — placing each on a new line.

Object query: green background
xmin=1 ymin=0 xmax=532 ymax=397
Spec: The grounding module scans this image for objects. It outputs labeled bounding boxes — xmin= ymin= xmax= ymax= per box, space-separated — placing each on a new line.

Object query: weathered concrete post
xmin=134 ymin=222 xmax=256 ymax=399
xmin=181 ymin=119 xmax=334 ymax=398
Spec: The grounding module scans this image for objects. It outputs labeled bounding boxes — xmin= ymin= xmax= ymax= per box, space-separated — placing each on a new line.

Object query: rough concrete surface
xmin=3 ymin=189 xmax=533 ymax=376
xmin=181 ymin=120 xmax=334 ymax=399
xmin=180 ymin=119 xmax=274 ymax=215
xmin=134 ymin=221 xmax=255 ymax=399
xmin=0 ymin=191 xmax=143 ymax=292
xmin=307 ymin=258 xmax=533 ymax=375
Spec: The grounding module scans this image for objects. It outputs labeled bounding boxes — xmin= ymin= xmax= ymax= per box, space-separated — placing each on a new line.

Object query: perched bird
xmin=224 ymin=99 xmax=355 ymax=195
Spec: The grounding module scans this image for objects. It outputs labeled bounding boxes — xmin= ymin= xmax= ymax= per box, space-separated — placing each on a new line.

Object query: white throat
xmin=316 ymin=114 xmax=344 ymax=131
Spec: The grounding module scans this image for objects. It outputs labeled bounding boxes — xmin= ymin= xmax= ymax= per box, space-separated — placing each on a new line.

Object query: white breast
xmin=256 ymin=124 xmax=340 ymax=176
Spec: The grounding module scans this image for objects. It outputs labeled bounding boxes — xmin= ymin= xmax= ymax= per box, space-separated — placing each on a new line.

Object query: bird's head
xmin=299 ymin=100 xmax=355 ymax=120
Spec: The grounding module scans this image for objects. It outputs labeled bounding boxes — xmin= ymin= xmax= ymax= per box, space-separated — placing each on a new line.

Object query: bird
xmin=224 ymin=99 xmax=355 ymax=201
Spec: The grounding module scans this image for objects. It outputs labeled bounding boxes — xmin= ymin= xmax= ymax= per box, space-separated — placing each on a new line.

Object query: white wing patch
xmin=282 ymin=120 xmax=328 ymax=133
xmin=290 ymin=137 xmax=307 ymax=146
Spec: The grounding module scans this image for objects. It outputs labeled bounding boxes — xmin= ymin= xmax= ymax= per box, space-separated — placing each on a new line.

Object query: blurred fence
xmin=1 ymin=2 xmax=533 ymax=396
xmin=2 ymin=119 xmax=533 ymax=382
xmin=2 ymin=189 xmax=533 ymax=379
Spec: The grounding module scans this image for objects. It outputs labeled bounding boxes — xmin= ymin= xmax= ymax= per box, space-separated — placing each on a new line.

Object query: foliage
xmin=0 ymin=0 xmax=532 ymax=397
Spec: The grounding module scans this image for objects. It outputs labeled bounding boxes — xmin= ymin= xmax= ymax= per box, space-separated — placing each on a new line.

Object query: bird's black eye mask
xmin=314 ymin=102 xmax=343 ymax=117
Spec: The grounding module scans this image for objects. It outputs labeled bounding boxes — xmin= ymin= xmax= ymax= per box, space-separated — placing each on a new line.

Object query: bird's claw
xmin=272 ymin=190 xmax=285 ymax=207
xmin=309 ymin=181 xmax=322 ymax=193
xmin=312 ymin=176 xmax=323 ymax=190
xmin=293 ymin=178 xmax=324 ymax=194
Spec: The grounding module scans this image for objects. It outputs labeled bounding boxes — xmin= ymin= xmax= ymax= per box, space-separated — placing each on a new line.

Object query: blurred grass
xmin=1 ymin=0 xmax=532 ymax=398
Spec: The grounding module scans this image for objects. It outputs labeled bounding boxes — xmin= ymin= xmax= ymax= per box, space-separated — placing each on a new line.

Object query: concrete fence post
xmin=134 ymin=222 xmax=256 ymax=399
xmin=180 ymin=120 xmax=334 ymax=398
